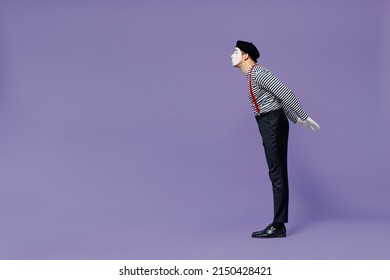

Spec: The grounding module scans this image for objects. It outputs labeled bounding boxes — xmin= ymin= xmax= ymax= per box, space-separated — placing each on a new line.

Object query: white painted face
xmin=231 ymin=47 xmax=242 ymax=67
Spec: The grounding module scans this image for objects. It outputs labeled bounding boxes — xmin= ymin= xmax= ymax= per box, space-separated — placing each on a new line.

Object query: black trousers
xmin=255 ymin=108 xmax=289 ymax=224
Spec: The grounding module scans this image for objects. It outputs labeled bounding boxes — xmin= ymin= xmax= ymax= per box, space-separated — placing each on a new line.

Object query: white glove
xmin=296 ymin=116 xmax=320 ymax=132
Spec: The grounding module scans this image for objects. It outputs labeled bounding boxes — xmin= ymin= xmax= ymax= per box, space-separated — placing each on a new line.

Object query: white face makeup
xmin=231 ymin=48 xmax=242 ymax=67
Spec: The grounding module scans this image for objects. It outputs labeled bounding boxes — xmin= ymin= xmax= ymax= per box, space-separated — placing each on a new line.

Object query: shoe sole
xmin=251 ymin=234 xmax=286 ymax=238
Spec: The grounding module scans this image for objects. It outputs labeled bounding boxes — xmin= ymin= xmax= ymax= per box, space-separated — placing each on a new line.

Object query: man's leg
xmin=257 ymin=110 xmax=290 ymax=224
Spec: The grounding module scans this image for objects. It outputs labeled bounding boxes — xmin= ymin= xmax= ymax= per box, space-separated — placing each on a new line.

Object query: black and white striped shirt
xmin=247 ymin=64 xmax=308 ymax=123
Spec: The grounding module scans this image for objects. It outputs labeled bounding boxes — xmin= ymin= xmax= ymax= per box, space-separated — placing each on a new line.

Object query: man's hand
xmin=296 ymin=117 xmax=320 ymax=132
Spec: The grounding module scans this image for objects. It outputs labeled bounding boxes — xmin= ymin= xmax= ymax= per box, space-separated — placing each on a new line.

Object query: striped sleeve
xmin=255 ymin=70 xmax=308 ymax=123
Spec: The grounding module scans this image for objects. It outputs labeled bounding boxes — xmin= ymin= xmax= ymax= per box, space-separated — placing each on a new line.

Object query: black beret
xmin=236 ymin=40 xmax=260 ymax=61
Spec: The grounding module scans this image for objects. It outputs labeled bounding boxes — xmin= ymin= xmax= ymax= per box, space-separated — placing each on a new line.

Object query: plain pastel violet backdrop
xmin=0 ymin=0 xmax=389 ymax=259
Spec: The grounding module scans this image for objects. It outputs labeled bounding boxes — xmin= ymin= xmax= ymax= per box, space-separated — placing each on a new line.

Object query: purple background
xmin=0 ymin=0 xmax=389 ymax=259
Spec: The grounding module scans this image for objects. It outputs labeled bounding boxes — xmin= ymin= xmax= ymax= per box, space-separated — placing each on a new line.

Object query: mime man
xmin=231 ymin=40 xmax=320 ymax=238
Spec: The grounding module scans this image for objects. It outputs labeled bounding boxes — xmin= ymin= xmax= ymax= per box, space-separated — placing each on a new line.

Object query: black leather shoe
xmin=251 ymin=224 xmax=286 ymax=238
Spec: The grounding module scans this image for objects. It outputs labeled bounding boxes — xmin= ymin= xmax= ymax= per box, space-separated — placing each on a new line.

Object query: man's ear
xmin=242 ymin=53 xmax=249 ymax=61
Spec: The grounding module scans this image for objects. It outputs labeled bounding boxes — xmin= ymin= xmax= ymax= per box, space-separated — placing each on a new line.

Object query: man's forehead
xmin=235 ymin=47 xmax=241 ymax=51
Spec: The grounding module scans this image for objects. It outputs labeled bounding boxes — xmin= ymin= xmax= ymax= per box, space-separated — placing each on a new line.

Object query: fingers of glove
xmin=307 ymin=118 xmax=320 ymax=131
xmin=310 ymin=123 xmax=320 ymax=132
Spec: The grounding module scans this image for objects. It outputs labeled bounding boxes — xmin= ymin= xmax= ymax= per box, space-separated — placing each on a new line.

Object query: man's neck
xmin=239 ymin=60 xmax=256 ymax=75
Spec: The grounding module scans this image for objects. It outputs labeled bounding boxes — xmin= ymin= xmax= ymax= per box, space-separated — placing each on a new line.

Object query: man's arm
xmin=281 ymin=104 xmax=299 ymax=123
xmin=255 ymin=70 xmax=320 ymax=131
xmin=255 ymin=70 xmax=308 ymax=120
